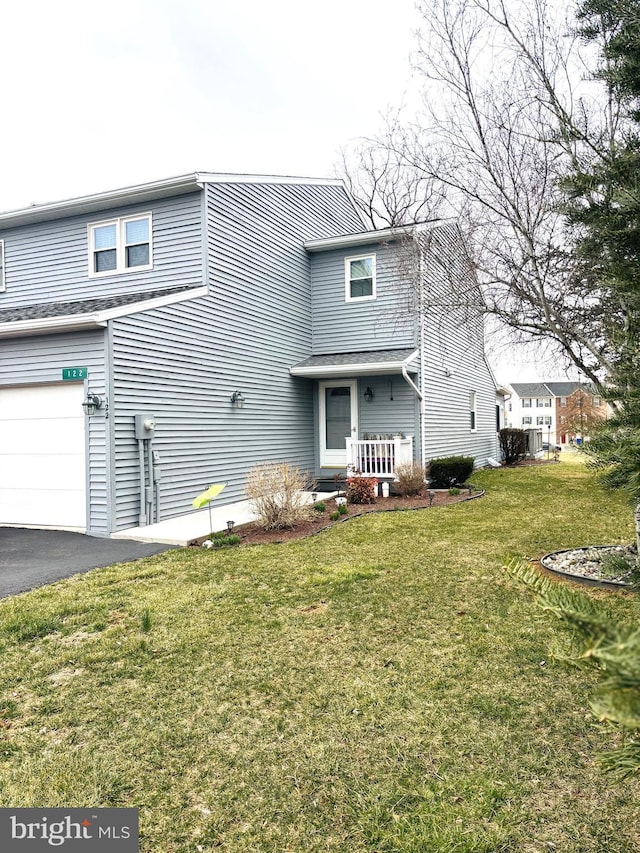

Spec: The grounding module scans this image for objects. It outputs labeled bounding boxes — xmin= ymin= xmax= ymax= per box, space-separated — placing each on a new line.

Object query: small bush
xmin=246 ymin=462 xmax=315 ymax=530
xmin=429 ymin=456 xmax=475 ymax=488
xmin=212 ymin=532 xmax=241 ymax=548
xmin=449 ymin=487 xmax=461 ymax=496
xmin=338 ymin=503 xmax=348 ymax=515
xmin=499 ymin=428 xmax=526 ymax=465
xmin=313 ymin=502 xmax=326 ymax=513
xmin=346 ymin=476 xmax=378 ymax=504
xmin=330 ymin=510 xmax=341 ymax=521
xmin=395 ymin=461 xmax=426 ymax=496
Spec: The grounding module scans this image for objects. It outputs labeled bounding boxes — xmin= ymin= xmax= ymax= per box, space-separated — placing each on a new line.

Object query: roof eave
xmin=290 ymin=351 xmax=419 ymax=378
xmin=0 ymin=315 xmax=107 ymax=339
xmin=0 ymin=285 xmax=208 ymax=338
xmin=0 ymin=173 xmax=206 ymax=227
xmin=304 ymin=225 xmax=417 ymax=253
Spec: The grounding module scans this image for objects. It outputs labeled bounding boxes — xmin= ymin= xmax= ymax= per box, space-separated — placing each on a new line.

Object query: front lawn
xmin=1 ymin=460 xmax=639 ymax=851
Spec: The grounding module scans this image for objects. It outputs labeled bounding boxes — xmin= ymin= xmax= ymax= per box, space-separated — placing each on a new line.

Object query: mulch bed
xmin=224 ymin=489 xmax=484 ymax=547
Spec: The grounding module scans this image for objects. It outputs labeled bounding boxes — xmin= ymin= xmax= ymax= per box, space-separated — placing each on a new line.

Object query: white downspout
xmin=418 ymin=228 xmax=427 ymax=469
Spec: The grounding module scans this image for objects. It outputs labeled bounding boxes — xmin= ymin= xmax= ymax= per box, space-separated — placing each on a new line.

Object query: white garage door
xmin=0 ymin=384 xmax=87 ymax=530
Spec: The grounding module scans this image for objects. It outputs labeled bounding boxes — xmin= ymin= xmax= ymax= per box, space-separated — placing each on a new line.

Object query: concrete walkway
xmin=111 ymin=492 xmax=336 ymax=546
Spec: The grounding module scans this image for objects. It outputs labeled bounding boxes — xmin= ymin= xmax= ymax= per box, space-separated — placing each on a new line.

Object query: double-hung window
xmin=522 ymin=416 xmax=532 ymax=425
xmin=0 ymin=240 xmax=4 ymax=292
xmin=345 ymin=255 xmax=376 ymax=301
xmin=522 ymin=398 xmax=532 ymax=408
xmin=89 ymin=213 xmax=152 ymax=276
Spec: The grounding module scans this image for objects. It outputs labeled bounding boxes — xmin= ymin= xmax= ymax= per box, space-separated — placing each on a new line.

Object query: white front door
xmin=319 ymin=380 xmax=358 ymax=468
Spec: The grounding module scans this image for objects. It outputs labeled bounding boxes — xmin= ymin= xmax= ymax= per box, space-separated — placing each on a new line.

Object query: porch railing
xmin=345 ymin=436 xmax=414 ymax=478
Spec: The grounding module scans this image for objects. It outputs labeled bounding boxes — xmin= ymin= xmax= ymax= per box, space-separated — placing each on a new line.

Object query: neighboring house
xmin=554 ymin=384 xmax=608 ymax=444
xmin=0 ymin=173 xmax=499 ymax=536
xmin=507 ymin=381 xmax=608 ymax=446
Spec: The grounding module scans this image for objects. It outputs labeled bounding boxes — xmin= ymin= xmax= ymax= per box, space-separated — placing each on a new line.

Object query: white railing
xmin=345 ymin=435 xmax=414 ymax=478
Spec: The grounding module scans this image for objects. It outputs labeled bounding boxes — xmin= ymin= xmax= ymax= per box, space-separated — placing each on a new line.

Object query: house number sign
xmin=62 ymin=367 xmax=88 ymax=380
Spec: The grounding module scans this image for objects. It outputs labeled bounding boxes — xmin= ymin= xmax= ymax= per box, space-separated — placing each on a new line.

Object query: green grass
xmin=1 ymin=459 xmax=640 ymax=851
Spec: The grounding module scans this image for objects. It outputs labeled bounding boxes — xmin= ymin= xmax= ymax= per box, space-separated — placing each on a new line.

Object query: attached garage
xmin=0 ymin=383 xmax=87 ymax=530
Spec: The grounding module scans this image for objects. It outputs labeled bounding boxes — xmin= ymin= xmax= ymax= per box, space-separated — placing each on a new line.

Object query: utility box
xmin=134 ymin=413 xmax=156 ymax=439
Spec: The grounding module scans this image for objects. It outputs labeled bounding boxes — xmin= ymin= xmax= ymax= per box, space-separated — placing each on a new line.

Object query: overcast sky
xmin=2 ymin=0 xmax=574 ymax=384
xmin=2 ymin=0 xmax=421 ymax=210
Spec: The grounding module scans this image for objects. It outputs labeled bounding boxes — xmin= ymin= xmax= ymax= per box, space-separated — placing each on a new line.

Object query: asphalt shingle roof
xmin=0 ymin=285 xmax=197 ymax=324
xmin=292 ymin=348 xmax=417 ymax=369
xmin=510 ymin=381 xmax=594 ymax=398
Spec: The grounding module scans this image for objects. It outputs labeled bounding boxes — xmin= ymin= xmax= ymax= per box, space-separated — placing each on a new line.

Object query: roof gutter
xmin=289 ymin=349 xmax=419 ymax=379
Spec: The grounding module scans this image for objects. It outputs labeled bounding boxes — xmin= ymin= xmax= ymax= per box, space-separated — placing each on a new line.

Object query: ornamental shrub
xmin=428 ymin=456 xmax=474 ymax=488
xmin=394 ymin=461 xmax=427 ymax=496
xmin=246 ymin=462 xmax=315 ymax=530
xmin=499 ymin=428 xmax=526 ymax=465
xmin=346 ymin=476 xmax=378 ymax=504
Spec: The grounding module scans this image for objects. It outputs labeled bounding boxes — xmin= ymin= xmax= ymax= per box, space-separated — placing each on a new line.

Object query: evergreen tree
xmin=508 ymin=558 xmax=640 ymax=778
xmin=564 ymin=0 xmax=640 ymax=544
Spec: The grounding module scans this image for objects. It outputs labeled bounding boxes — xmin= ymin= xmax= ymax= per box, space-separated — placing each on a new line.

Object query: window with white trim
xmin=345 ymin=254 xmax=376 ymax=301
xmin=522 ymin=398 xmax=532 ymax=408
xmin=522 ymin=416 xmax=532 ymax=425
xmin=0 ymin=240 xmax=4 ymax=291
xmin=470 ymin=390 xmax=477 ymax=431
xmin=560 ymin=397 xmax=567 ymax=406
xmin=544 ymin=415 xmax=552 ymax=425
xmin=537 ymin=416 xmax=544 ymax=425
xmin=88 ymin=213 xmax=152 ymax=276
xmin=594 ymin=396 xmax=601 ymax=406
xmin=536 ymin=398 xmax=552 ymax=407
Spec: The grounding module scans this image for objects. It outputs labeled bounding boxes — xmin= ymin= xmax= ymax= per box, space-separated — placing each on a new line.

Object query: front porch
xmin=346 ymin=434 xmax=414 ymax=477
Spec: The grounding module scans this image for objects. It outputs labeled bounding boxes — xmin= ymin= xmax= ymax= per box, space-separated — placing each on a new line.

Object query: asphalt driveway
xmin=0 ymin=528 xmax=174 ymax=598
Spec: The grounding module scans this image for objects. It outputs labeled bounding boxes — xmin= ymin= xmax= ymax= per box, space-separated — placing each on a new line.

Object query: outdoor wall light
xmin=81 ymin=392 xmax=103 ymax=416
xmin=363 ymin=386 xmax=375 ymax=403
xmin=230 ymin=390 xmax=245 ymax=409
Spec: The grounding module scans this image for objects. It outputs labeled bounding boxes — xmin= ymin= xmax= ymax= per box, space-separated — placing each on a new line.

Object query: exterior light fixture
xmin=230 ymin=390 xmax=245 ymax=409
xmin=81 ymin=392 xmax=103 ymax=416
xmin=364 ymin=386 xmax=374 ymax=403
xmin=312 ymin=492 xmax=318 ymax=503
xmin=226 ymin=520 xmax=235 ymax=533
xmin=428 ymin=489 xmax=435 ymax=506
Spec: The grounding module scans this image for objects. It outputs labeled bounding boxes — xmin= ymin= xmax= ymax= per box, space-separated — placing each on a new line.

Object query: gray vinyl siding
xmin=0 ymin=329 xmax=109 ymax=534
xmin=418 ymin=224 xmax=497 ymax=467
xmin=110 ymin=181 xmax=363 ymax=529
xmin=358 ymin=376 xmax=419 ymax=444
xmin=0 ymin=192 xmax=203 ymax=308
xmin=310 ymin=240 xmax=418 ymax=354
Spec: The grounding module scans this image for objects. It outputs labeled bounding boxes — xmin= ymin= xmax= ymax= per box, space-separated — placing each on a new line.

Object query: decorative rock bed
xmin=540 ymin=545 xmax=637 ymax=589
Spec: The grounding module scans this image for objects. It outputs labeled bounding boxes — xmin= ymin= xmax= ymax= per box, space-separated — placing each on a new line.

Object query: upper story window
xmin=345 ymin=254 xmax=376 ymax=302
xmin=536 ymin=398 xmax=552 ymax=407
xmin=88 ymin=213 xmax=152 ymax=277
xmin=594 ymin=396 xmax=602 ymax=406
xmin=560 ymin=397 xmax=567 ymax=407
xmin=0 ymin=240 xmax=4 ymax=292
xmin=522 ymin=398 xmax=532 ymax=408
